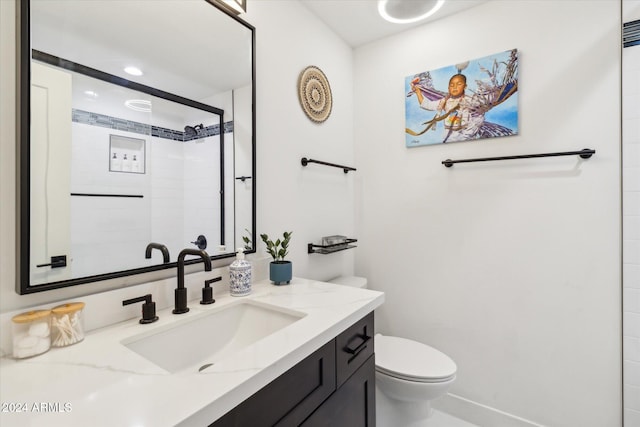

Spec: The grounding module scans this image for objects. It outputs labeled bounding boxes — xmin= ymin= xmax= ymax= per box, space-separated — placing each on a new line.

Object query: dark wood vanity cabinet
xmin=301 ymin=355 xmax=375 ymax=426
xmin=210 ymin=312 xmax=375 ymax=427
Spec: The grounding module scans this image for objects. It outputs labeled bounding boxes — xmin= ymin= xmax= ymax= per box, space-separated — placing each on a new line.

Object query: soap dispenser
xmin=110 ymin=152 xmax=122 ymax=171
xmin=131 ymin=154 xmax=140 ymax=173
xmin=122 ymin=153 xmax=131 ymax=172
xmin=229 ymin=248 xmax=251 ymax=297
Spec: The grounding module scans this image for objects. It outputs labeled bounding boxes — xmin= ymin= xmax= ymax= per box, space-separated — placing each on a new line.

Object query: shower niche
xmin=109 ymin=135 xmax=146 ymax=174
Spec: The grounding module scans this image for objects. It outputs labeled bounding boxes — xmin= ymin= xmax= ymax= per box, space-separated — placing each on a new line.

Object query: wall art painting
xmin=405 ymin=49 xmax=518 ymax=147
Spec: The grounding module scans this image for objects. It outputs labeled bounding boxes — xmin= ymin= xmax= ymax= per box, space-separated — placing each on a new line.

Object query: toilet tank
xmin=327 ymin=276 xmax=368 ymax=289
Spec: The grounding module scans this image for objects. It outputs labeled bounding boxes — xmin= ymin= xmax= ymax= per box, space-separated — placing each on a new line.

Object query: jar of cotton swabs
xmin=51 ymin=302 xmax=85 ymax=347
xmin=11 ymin=309 xmax=51 ymax=359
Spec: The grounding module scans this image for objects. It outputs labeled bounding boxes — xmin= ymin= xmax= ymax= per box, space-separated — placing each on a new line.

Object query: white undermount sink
xmin=121 ymin=300 xmax=306 ymax=373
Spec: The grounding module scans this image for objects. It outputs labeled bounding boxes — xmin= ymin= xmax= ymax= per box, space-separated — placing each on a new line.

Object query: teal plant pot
xmin=270 ymin=261 xmax=292 ymax=285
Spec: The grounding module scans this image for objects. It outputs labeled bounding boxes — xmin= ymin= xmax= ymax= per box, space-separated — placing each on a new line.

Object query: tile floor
xmin=428 ymin=410 xmax=479 ymax=427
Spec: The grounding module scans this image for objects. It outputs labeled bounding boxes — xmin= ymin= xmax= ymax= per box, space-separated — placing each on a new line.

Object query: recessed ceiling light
xmin=378 ymin=0 xmax=445 ymax=24
xmin=124 ymin=99 xmax=152 ymax=112
xmin=124 ymin=66 xmax=143 ymax=76
xmin=83 ymin=90 xmax=98 ymax=98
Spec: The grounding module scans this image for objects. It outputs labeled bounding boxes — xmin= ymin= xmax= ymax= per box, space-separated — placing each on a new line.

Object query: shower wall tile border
xmin=72 ymin=109 xmax=233 ymax=142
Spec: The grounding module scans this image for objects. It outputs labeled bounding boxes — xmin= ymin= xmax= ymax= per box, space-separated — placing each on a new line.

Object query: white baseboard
xmin=432 ymin=393 xmax=545 ymax=427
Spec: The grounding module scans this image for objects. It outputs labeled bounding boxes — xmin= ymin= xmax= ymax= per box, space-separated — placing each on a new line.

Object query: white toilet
xmin=327 ymin=276 xmax=457 ymax=426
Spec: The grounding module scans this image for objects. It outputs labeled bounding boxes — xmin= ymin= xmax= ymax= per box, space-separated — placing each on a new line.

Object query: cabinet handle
xmin=344 ymin=334 xmax=371 ymax=356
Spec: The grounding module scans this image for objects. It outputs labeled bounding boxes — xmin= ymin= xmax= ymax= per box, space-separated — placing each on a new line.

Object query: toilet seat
xmin=375 ymin=334 xmax=456 ymax=383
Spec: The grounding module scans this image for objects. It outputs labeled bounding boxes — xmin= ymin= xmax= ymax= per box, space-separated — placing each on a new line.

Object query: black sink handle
xmin=201 ymin=277 xmax=221 ymax=305
xmin=122 ymin=294 xmax=159 ymax=324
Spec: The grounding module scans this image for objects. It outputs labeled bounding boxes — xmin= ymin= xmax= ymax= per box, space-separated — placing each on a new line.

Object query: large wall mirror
xmin=18 ymin=0 xmax=256 ymax=294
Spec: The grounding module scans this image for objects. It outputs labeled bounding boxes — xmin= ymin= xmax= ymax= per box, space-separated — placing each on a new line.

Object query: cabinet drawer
xmin=211 ymin=339 xmax=336 ymax=427
xmin=336 ymin=312 xmax=374 ymax=387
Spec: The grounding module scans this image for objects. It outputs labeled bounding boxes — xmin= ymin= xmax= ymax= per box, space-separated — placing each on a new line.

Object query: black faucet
xmin=174 ymin=248 xmax=212 ymax=314
xmin=145 ymin=242 xmax=170 ymax=264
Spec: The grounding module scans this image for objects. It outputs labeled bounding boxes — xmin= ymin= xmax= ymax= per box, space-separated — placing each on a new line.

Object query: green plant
xmin=260 ymin=231 xmax=292 ymax=262
xmin=242 ymin=228 xmax=252 ymax=251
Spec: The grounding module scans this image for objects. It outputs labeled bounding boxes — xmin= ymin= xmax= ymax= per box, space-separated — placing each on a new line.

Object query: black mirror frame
xmin=17 ymin=0 xmax=256 ymax=294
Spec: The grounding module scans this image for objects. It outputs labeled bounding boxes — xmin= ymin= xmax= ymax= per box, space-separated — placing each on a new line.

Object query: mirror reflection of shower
xmin=184 ymin=124 xmax=204 ymax=138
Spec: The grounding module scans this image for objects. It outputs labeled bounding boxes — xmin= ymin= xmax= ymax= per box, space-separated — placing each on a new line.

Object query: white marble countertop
xmin=0 ymin=278 xmax=384 ymax=427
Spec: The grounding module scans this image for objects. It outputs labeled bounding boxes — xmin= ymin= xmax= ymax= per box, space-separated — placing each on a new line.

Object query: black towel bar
xmin=70 ymin=193 xmax=144 ymax=198
xmin=301 ymin=157 xmax=356 ymax=173
xmin=442 ymin=148 xmax=595 ymax=167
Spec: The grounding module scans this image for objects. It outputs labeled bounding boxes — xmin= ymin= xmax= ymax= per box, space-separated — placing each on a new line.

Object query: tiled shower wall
xmin=624 ymin=12 xmax=640 ymax=427
xmin=70 ymin=119 xmax=226 ymax=277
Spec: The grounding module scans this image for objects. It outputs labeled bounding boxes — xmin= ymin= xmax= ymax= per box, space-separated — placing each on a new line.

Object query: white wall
xmin=244 ymin=1 xmax=356 ymax=280
xmin=354 ymin=1 xmax=621 ymax=426
xmin=0 ymin=0 xmax=26 ymax=310
xmin=183 ymin=134 xmax=226 ymax=252
xmin=233 ymin=84 xmax=254 ymax=248
xmin=70 ymin=123 xmax=152 ymax=278
xmin=623 ymin=2 xmax=640 ymax=426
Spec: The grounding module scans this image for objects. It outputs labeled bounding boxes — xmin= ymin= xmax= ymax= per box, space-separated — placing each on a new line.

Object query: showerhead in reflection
xmin=184 ymin=124 xmax=204 ymax=137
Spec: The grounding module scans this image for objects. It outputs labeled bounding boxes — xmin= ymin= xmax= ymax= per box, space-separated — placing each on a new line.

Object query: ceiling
xmin=31 ymin=0 xmax=253 ymax=101
xmin=298 ymin=0 xmax=488 ymax=48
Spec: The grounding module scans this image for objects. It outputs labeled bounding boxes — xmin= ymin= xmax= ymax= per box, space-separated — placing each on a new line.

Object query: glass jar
xmin=51 ymin=302 xmax=85 ymax=347
xmin=11 ymin=310 xmax=52 ymax=359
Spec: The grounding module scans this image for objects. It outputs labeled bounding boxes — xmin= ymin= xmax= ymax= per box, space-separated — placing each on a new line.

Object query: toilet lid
xmin=375 ymin=334 xmax=456 ymax=382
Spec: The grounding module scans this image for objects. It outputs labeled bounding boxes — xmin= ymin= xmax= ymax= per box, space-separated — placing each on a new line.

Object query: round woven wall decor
xmin=297 ymin=66 xmax=332 ymax=123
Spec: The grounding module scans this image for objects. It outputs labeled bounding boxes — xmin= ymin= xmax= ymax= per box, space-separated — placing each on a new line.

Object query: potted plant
xmin=260 ymin=231 xmax=292 ymax=285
